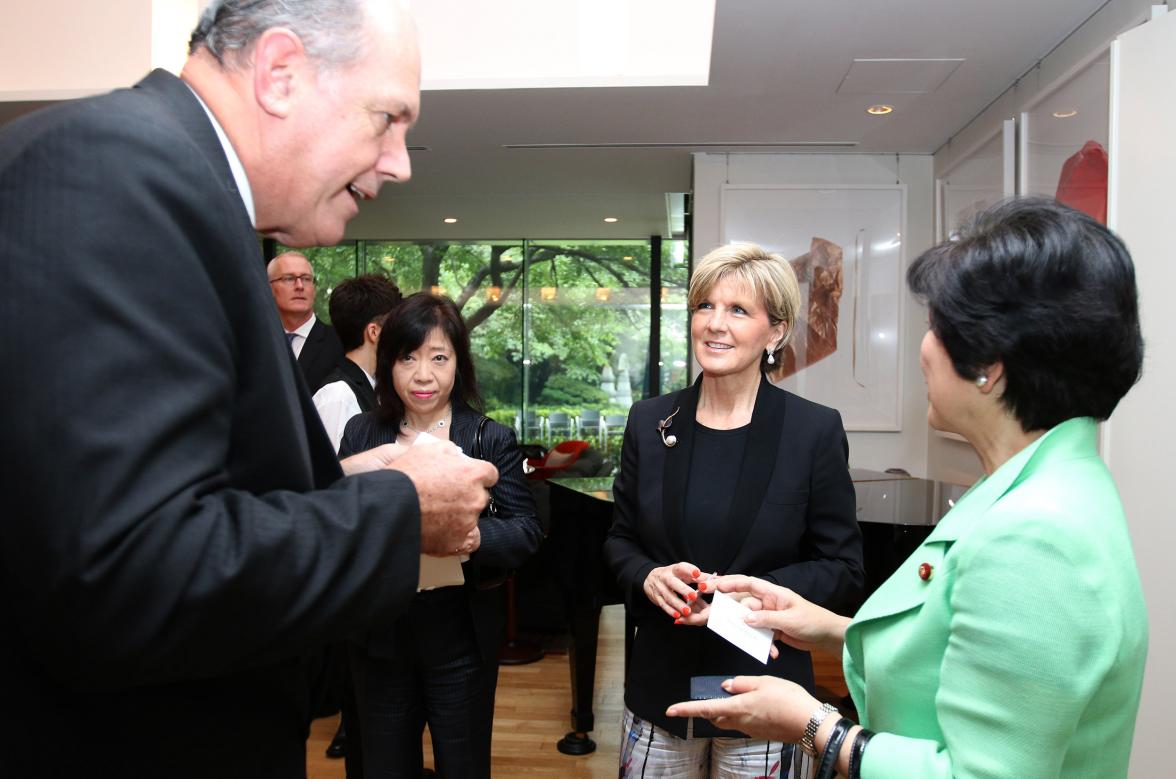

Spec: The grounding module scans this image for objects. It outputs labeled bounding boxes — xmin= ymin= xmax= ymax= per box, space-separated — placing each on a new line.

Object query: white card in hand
xmin=411 ymin=431 xmax=443 ymax=446
xmin=706 ymin=590 xmax=773 ymax=664
xmin=418 ymin=554 xmax=465 ymax=591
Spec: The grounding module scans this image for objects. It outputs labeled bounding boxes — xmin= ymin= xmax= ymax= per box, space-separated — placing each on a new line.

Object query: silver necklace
xmin=400 ymin=414 xmax=449 ymax=435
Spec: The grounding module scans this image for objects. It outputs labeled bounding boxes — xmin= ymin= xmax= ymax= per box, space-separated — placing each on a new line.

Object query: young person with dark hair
xmin=313 ymin=274 xmax=404 ymax=452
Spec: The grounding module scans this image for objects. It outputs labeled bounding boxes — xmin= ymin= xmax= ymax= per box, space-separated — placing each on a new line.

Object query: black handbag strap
xmin=472 ymin=415 xmax=490 ymax=460
xmin=472 ymin=416 xmax=496 ymax=517
xmin=469 ymin=416 xmax=509 ymax=590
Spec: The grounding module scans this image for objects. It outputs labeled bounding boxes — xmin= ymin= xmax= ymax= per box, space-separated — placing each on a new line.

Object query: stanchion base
xmin=557 ymin=732 xmax=597 ymax=755
xmin=499 ymin=638 xmax=544 ymax=666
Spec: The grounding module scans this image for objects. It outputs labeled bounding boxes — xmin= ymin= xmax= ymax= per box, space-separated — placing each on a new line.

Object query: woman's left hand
xmin=664 ymin=675 xmax=820 ymax=741
xmin=339 ymin=443 xmax=405 ymax=475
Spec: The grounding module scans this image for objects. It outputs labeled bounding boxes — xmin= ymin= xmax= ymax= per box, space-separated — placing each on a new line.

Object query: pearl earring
xmin=976 ymin=375 xmax=989 ymax=387
xmin=766 ymin=349 xmax=775 ymax=365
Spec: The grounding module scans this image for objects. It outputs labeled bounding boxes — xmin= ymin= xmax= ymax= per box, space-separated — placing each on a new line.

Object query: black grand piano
xmin=517 ymin=469 xmax=967 ymax=754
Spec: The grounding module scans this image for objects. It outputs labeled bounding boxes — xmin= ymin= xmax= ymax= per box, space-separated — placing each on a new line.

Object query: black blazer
xmin=297 ymin=317 xmax=345 ymax=394
xmin=340 ymin=404 xmax=544 ymax=665
xmin=0 ymin=70 xmax=423 ymax=778
xmin=603 ymin=375 xmax=864 ymax=737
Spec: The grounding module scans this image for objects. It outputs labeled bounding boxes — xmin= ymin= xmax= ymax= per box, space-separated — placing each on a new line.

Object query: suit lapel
xmin=661 ymin=380 xmax=701 ymax=563
xmin=716 ymin=375 xmax=785 ymax=572
xmin=135 ymin=70 xmax=252 ymax=235
xmin=849 ymin=419 xmax=1083 ymax=628
xmin=135 ymin=71 xmax=340 ymax=486
xmin=299 ymin=319 xmax=321 ymax=366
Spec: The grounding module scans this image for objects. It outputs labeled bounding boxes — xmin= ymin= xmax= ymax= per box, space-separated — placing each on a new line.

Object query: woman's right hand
xmin=643 ymin=562 xmax=705 ymax=622
xmin=704 ymin=574 xmax=850 ymax=655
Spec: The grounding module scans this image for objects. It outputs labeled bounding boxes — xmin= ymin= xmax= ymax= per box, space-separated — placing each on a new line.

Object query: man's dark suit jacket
xmin=603 ymin=376 xmax=865 ymax=738
xmin=297 ymin=316 xmax=345 ymax=394
xmin=0 ymin=70 xmax=422 ymax=778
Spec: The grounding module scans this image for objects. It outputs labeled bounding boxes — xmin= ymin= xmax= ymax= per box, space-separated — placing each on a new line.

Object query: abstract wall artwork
xmin=720 ymin=185 xmax=904 ymax=430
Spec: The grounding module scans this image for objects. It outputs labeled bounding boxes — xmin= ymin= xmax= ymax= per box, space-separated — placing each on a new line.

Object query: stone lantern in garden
xmin=600 ymin=363 xmax=617 ymax=403
xmin=615 ymin=354 xmax=633 ymax=408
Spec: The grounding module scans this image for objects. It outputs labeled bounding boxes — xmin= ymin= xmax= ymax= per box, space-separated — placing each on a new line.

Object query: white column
xmin=1106 ymin=8 xmax=1176 ymax=778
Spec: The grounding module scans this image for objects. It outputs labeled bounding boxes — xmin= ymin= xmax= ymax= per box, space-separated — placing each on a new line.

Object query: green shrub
xmin=536 ymin=374 xmax=610 ymax=408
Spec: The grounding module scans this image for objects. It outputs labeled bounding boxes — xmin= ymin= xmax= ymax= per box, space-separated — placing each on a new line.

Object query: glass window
xmin=275 ymin=236 xmax=687 ymax=474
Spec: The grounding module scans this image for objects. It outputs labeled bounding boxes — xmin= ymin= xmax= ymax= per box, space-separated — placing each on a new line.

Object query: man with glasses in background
xmin=269 ymin=251 xmax=346 ymax=393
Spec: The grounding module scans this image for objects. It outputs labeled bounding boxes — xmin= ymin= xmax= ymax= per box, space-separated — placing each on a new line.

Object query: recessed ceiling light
xmin=866 ymin=104 xmax=894 ymax=116
xmin=442 ymin=217 xmax=458 ymax=224
xmin=603 ymin=217 xmax=619 ymax=223
xmin=1052 ymin=109 xmax=1078 ymax=119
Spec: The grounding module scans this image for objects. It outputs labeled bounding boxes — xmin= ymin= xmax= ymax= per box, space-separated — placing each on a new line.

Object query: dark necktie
xmin=285 ymin=332 xmax=297 ymax=351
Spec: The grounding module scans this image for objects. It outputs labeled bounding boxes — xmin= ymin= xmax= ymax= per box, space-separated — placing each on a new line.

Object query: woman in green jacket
xmin=666 ymin=197 xmax=1148 ymax=779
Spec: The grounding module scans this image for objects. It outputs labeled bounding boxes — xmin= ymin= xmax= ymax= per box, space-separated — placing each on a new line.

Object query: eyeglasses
xmin=269 ymin=274 xmax=316 ymax=286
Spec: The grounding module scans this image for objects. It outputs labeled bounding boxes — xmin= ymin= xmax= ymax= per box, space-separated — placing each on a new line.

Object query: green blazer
xmin=843 ymin=417 xmax=1147 ymax=778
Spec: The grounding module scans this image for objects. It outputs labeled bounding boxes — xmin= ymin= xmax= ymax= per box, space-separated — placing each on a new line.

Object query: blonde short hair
xmin=688 ymin=242 xmax=801 ymax=365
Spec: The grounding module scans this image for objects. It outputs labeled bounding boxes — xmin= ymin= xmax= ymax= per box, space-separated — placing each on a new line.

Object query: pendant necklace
xmin=401 ymin=410 xmax=450 ymax=436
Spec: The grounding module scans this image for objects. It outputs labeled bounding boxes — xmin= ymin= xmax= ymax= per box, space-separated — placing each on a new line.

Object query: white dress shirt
xmin=312 ymin=366 xmax=376 ymax=453
xmin=184 ymin=82 xmax=255 ymax=226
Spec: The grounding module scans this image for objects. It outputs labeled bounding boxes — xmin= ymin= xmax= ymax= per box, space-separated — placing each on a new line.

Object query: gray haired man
xmin=0 ymin=2 xmax=494 ymax=776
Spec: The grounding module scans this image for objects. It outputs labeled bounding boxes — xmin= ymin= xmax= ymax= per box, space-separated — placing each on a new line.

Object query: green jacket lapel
xmin=849 ymin=418 xmax=1094 ymax=628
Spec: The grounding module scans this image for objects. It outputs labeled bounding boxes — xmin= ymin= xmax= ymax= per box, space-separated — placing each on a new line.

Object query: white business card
xmin=705 ymin=590 xmax=773 ymax=664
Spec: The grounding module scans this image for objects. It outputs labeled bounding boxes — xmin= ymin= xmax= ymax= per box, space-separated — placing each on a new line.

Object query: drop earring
xmin=766 ymin=349 xmax=775 ymax=365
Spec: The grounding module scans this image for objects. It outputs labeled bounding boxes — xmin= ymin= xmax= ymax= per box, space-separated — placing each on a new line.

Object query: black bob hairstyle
xmin=907 ymin=197 xmax=1143 ymax=432
xmin=374 ymin=292 xmax=482 ymax=425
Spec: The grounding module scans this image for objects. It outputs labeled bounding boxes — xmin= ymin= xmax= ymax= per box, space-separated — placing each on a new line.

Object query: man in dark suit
xmin=269 ymin=251 xmax=346 ymax=394
xmin=0 ymin=1 xmax=496 ymax=777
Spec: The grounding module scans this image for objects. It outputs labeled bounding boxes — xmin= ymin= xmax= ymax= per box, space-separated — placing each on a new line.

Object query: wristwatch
xmin=800 ymin=702 xmax=838 ymax=757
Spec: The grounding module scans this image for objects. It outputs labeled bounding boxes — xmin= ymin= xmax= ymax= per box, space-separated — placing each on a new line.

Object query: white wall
xmin=1106 ymin=9 xmax=1176 ymax=778
xmin=928 ymin=0 xmax=1159 ymax=487
xmin=935 ymin=0 xmax=1157 ymax=176
xmin=0 ymin=0 xmax=200 ymax=100
xmin=693 ymin=153 xmax=934 ymax=477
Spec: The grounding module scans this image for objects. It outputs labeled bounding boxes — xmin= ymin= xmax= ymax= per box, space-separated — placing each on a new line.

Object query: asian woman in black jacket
xmin=340 ymin=293 xmax=543 ymax=778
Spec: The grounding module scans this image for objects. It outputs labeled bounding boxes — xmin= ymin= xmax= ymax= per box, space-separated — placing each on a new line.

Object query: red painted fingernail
xmin=691 ymin=568 xmax=701 ymax=578
xmin=682 ymin=606 xmax=691 ymax=616
xmin=687 ymin=592 xmax=697 ymax=602
xmin=672 ymin=611 xmax=681 ymax=619
xmin=674 ymin=619 xmax=682 ymax=625
xmin=698 ymin=582 xmax=708 ymax=592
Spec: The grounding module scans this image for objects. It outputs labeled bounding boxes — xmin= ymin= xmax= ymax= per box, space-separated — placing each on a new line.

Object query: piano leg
xmin=557 ymin=603 xmax=602 ymax=754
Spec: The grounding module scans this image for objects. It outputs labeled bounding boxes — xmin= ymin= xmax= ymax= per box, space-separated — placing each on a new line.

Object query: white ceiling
xmin=0 ymin=0 xmax=1112 ymax=243
xmin=355 ymin=0 xmax=1109 ymax=241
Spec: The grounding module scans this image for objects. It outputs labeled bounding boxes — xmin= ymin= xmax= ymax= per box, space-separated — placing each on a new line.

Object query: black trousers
xmin=351 ymin=588 xmax=501 ymax=778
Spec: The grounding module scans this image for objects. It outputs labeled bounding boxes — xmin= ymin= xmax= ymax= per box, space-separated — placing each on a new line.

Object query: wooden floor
xmin=307 ymin=604 xmax=849 ymax=778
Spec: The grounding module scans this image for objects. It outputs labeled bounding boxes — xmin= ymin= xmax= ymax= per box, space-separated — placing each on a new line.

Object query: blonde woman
xmin=604 ymin=243 xmax=864 ymax=777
